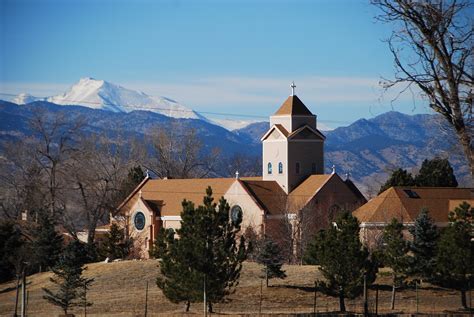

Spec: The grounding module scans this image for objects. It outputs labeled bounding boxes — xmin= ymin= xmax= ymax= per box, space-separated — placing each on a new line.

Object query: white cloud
xmin=122 ymin=75 xmax=422 ymax=109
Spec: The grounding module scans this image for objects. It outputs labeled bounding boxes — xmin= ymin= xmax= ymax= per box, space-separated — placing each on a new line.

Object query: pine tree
xmin=408 ymin=209 xmax=439 ymax=281
xmin=256 ymin=238 xmax=287 ymax=287
xmin=304 ymin=211 xmax=377 ymax=312
xmin=382 ymin=218 xmax=409 ymax=310
xmin=379 ymin=168 xmax=415 ymax=194
xmin=155 ymin=187 xmax=249 ymax=312
xmin=0 ymin=220 xmax=24 ymax=283
xmin=42 ymin=249 xmax=94 ymax=315
xmin=415 ymin=157 xmax=458 ymax=187
xmin=433 ymin=202 xmax=473 ymax=310
xmin=99 ymin=223 xmax=129 ymax=260
xmin=32 ymin=211 xmax=63 ymax=272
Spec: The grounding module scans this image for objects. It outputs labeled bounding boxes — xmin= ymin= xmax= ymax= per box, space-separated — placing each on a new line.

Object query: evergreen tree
xmin=433 ymin=202 xmax=473 ymax=310
xmin=304 ymin=211 xmax=377 ymax=312
xmin=415 ymin=157 xmax=458 ymax=187
xmin=64 ymin=240 xmax=98 ymax=266
xmin=256 ymin=238 xmax=287 ymax=287
xmin=408 ymin=209 xmax=439 ymax=281
xmin=155 ymin=187 xmax=249 ymax=312
xmin=42 ymin=249 xmax=94 ymax=314
xmin=154 ymin=226 xmax=202 ymax=311
xmin=379 ymin=168 xmax=415 ymax=194
xmin=32 ymin=211 xmax=63 ymax=272
xmin=0 ymin=220 xmax=24 ymax=282
xmin=99 ymin=223 xmax=129 ymax=260
xmin=382 ymin=218 xmax=409 ymax=310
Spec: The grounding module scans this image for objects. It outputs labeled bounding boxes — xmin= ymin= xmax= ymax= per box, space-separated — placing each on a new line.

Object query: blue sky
xmin=0 ymin=0 xmax=432 ymax=128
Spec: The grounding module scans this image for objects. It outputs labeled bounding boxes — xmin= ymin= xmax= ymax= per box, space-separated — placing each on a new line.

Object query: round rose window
xmin=134 ymin=211 xmax=146 ymax=230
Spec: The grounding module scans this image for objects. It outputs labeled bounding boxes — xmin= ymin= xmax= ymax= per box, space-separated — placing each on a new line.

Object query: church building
xmin=114 ymin=83 xmax=366 ymax=258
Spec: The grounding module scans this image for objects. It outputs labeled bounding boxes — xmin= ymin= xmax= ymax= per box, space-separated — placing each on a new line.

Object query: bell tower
xmin=261 ymin=82 xmax=325 ymax=193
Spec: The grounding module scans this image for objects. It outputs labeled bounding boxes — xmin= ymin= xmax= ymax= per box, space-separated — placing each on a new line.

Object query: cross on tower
xmin=290 ymin=81 xmax=296 ymax=96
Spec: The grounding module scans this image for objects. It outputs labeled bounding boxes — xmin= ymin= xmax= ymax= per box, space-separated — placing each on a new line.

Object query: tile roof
xmin=138 ymin=177 xmax=261 ymax=216
xmin=288 ymin=174 xmax=333 ymax=207
xmin=140 ymin=178 xmax=237 ymax=216
xmin=353 ymin=187 xmax=474 ymax=223
xmin=274 ymin=95 xmax=313 ymax=116
xmin=239 ymin=180 xmax=287 ymax=215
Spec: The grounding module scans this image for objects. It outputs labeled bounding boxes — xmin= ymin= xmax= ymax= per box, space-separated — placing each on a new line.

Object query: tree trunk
xmin=208 ymin=302 xmax=213 ymax=313
xmin=339 ymin=290 xmax=346 ymax=312
xmin=457 ymin=127 xmax=474 ymax=184
xmin=461 ymin=289 xmax=467 ymax=310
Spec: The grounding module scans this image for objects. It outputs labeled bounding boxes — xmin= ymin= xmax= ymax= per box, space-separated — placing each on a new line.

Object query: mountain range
xmin=3 ymin=78 xmax=471 ymax=197
xmin=11 ymin=78 xmax=255 ymax=131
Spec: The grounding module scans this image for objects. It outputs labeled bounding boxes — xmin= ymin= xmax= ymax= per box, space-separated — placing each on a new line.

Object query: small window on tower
xmin=268 ymin=162 xmax=272 ymax=174
xmin=296 ymin=162 xmax=300 ymax=174
xmin=312 ymin=163 xmax=316 ymax=174
xmin=278 ymin=162 xmax=283 ymax=174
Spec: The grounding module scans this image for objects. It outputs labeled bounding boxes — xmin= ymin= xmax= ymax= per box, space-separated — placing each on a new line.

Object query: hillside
xmin=0 ymin=260 xmax=464 ymax=316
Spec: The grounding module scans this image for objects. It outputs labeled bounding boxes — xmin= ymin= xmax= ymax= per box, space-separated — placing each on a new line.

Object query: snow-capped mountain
xmin=209 ymin=118 xmax=262 ymax=131
xmin=14 ymin=77 xmax=207 ymax=120
xmin=12 ymin=93 xmax=42 ymax=105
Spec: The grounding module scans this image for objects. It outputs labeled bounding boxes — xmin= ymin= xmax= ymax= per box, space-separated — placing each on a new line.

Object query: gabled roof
xmin=118 ymin=177 xmax=261 ymax=217
xmin=288 ymin=174 xmax=333 ymax=207
xmin=274 ymin=95 xmax=313 ymax=116
xmin=239 ymin=180 xmax=287 ymax=215
xmin=260 ymin=124 xmax=290 ymax=141
xmin=344 ymin=179 xmax=367 ymax=203
xmin=288 ymin=124 xmax=326 ymax=140
xmin=353 ymin=187 xmax=474 ymax=223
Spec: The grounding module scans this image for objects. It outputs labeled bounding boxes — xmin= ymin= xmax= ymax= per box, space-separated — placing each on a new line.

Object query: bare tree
xmin=372 ymin=0 xmax=473 ymax=181
xmin=0 ymin=110 xmax=84 ymax=220
xmin=65 ymin=135 xmax=133 ymax=244
xmin=29 ymin=109 xmax=85 ymax=216
xmin=0 ymin=137 xmax=45 ymax=219
xmin=144 ymin=123 xmax=220 ymax=179
xmin=224 ymin=153 xmax=261 ymax=177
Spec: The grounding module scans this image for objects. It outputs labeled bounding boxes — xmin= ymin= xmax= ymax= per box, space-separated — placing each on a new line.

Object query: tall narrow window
xmin=268 ymin=162 xmax=272 ymax=174
xmin=312 ymin=162 xmax=316 ymax=174
xmin=296 ymin=162 xmax=300 ymax=174
xmin=278 ymin=162 xmax=283 ymax=174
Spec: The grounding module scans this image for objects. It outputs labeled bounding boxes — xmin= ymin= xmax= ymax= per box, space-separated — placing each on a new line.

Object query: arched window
xmin=267 ymin=162 xmax=272 ymax=174
xmin=278 ymin=162 xmax=283 ymax=174
xmin=296 ymin=162 xmax=300 ymax=174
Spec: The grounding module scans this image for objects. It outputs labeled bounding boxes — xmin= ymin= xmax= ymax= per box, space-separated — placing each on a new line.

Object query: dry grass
xmin=0 ymin=260 xmax=468 ymax=316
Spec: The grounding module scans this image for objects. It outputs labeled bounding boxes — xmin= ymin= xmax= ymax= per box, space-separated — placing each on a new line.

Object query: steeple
xmin=262 ymin=83 xmax=325 ymax=193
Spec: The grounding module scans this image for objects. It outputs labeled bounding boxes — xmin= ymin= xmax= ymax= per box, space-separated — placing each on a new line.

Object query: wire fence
xmin=1 ymin=277 xmax=472 ymax=317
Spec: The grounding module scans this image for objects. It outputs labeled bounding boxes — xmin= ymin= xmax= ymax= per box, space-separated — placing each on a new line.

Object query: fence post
xmin=144 ymin=281 xmax=148 ymax=317
xmin=313 ymin=281 xmax=317 ymax=315
xmin=21 ymin=268 xmax=26 ymax=317
xmin=375 ymin=285 xmax=378 ymax=317
xmin=84 ymin=281 xmax=87 ymax=317
xmin=363 ymin=273 xmax=368 ymax=317
xmin=415 ymin=280 xmax=419 ymax=315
